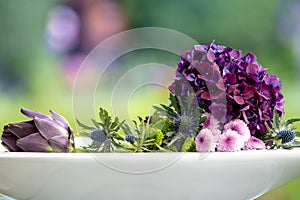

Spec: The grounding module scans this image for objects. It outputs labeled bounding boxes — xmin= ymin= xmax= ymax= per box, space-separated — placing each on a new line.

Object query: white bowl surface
xmin=1 ymin=149 xmax=300 ymax=200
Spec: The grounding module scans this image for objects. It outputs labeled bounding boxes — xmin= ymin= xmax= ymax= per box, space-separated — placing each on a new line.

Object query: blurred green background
xmin=0 ymin=0 xmax=300 ymax=199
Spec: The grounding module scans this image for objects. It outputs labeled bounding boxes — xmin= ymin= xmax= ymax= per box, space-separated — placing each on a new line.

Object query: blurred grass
xmin=0 ymin=52 xmax=74 ymax=128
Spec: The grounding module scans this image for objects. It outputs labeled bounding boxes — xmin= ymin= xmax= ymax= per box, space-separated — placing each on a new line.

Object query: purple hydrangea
xmin=169 ymin=41 xmax=284 ymax=136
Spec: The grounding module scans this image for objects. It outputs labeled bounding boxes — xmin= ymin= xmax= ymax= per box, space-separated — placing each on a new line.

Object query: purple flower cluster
xmin=169 ymin=42 xmax=284 ymax=136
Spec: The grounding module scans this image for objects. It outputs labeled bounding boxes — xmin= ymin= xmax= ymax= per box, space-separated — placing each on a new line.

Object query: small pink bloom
xmin=244 ymin=136 xmax=266 ymax=150
xmin=224 ymin=119 xmax=250 ymax=142
xmin=202 ymin=113 xmax=219 ymax=130
xmin=195 ymin=129 xmax=217 ymax=152
xmin=217 ymin=129 xmax=244 ymax=152
xmin=211 ymin=129 xmax=221 ymax=137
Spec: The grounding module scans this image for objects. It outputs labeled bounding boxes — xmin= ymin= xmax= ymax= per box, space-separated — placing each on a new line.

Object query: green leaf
xmin=160 ymin=118 xmax=173 ymax=134
xmin=152 ymin=119 xmax=166 ymax=131
xmin=111 ymin=131 xmax=124 ymax=140
xmin=110 ymin=121 xmax=118 ymax=130
xmin=114 ymin=149 xmax=135 ymax=153
xmin=132 ymin=120 xmax=138 ymax=127
xmin=114 ymin=116 xmax=119 ymax=124
xmin=155 ymin=143 xmax=171 ymax=152
xmin=153 ymin=105 xmax=168 ymax=115
xmin=167 ymin=134 xmax=184 ymax=150
xmin=99 ymin=108 xmax=109 ymax=123
xmin=166 ymin=131 xmax=176 ymax=137
xmin=281 ymin=145 xmax=295 ymax=150
xmin=286 ymin=118 xmax=300 ymax=126
xmin=150 ymin=111 xmax=161 ymax=123
xmin=264 ymin=121 xmax=272 ymax=134
xmin=121 ymin=123 xmax=133 ymax=135
xmin=155 ymin=130 xmax=164 ymax=146
xmin=76 ymin=119 xmax=94 ymax=130
xmin=104 ymin=116 xmax=111 ymax=127
xmin=147 ymin=127 xmax=161 ymax=138
xmin=169 ymin=93 xmax=180 ymax=114
xmin=118 ymin=140 xmax=135 ymax=149
xmin=199 ymin=115 xmax=207 ymax=124
xmin=181 ymin=137 xmax=195 ymax=152
xmin=161 ymin=104 xmax=176 ymax=114
xmin=177 ymin=97 xmax=185 ymax=114
xmin=91 ymin=118 xmax=100 ymax=128
xmin=118 ymin=120 xmax=125 ymax=130
xmin=138 ymin=116 xmax=144 ymax=123
xmin=295 ymin=132 xmax=300 ymax=137
xmin=186 ymin=93 xmax=195 ymax=110
xmin=273 ymin=108 xmax=279 ymax=129
xmin=79 ymin=131 xmax=90 ymax=137
xmin=169 ymin=145 xmax=178 ymax=152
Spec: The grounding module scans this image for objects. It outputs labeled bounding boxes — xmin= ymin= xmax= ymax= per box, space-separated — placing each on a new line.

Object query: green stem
xmin=167 ymin=133 xmax=183 ymax=148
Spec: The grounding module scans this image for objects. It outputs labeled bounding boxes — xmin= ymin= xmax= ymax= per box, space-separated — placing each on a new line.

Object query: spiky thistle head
xmin=278 ymin=129 xmax=295 ymax=144
xmin=264 ymin=109 xmax=300 ymax=148
xmin=125 ymin=134 xmax=135 ymax=145
xmin=90 ymin=129 xmax=106 ymax=143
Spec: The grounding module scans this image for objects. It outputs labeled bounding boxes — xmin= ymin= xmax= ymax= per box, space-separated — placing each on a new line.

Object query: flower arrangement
xmin=2 ymin=41 xmax=300 ymax=153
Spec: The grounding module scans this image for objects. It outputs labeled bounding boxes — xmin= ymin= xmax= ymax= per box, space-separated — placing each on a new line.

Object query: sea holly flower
xmin=125 ymin=134 xmax=135 ymax=145
xmin=264 ymin=109 xmax=300 ymax=149
xmin=77 ymin=108 xmax=125 ymax=152
xmin=217 ymin=129 xmax=244 ymax=152
xmin=195 ymin=129 xmax=217 ymax=152
xmin=278 ymin=130 xmax=296 ymax=144
xmin=224 ymin=119 xmax=251 ymax=142
xmin=90 ymin=129 xmax=106 ymax=144
xmin=244 ymin=136 xmax=266 ymax=150
xmin=1 ymin=108 xmax=74 ymax=152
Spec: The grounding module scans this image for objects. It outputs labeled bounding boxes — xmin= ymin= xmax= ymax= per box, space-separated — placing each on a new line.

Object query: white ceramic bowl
xmin=1 ymin=148 xmax=300 ymax=200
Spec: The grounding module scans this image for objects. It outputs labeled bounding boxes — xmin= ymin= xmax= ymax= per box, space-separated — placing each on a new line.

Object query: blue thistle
xmin=125 ymin=134 xmax=135 ymax=145
xmin=278 ymin=129 xmax=295 ymax=144
xmin=90 ymin=129 xmax=106 ymax=143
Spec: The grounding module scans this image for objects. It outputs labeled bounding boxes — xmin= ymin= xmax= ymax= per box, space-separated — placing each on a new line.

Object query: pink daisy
xmin=195 ymin=129 xmax=217 ymax=152
xmin=224 ymin=119 xmax=251 ymax=142
xmin=211 ymin=129 xmax=221 ymax=137
xmin=244 ymin=136 xmax=266 ymax=150
xmin=217 ymin=129 xmax=244 ymax=152
xmin=202 ymin=113 xmax=219 ymax=130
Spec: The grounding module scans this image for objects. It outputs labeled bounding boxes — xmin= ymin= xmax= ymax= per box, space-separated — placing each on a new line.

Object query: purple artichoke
xmin=1 ymin=108 xmax=74 ymax=152
xmin=169 ymin=41 xmax=284 ymax=136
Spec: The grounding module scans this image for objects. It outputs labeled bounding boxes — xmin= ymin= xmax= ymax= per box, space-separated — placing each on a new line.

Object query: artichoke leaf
xmin=17 ymin=133 xmax=53 ymax=152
